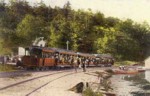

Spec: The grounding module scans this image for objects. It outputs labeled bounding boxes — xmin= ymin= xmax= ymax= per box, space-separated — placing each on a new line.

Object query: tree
xmin=94 ymin=27 xmax=117 ymax=54
xmin=74 ymin=9 xmax=94 ymax=53
xmin=105 ymin=17 xmax=120 ymax=27
xmin=16 ymin=14 xmax=47 ymax=46
xmin=118 ymin=19 xmax=150 ymax=60
xmin=92 ymin=12 xmax=105 ymax=26
xmin=7 ymin=0 xmax=32 ymax=29
xmin=48 ymin=14 xmax=66 ymax=48
xmin=33 ymin=1 xmax=50 ymax=21
xmin=0 ymin=38 xmax=12 ymax=55
xmin=63 ymin=1 xmax=71 ymax=20
xmin=48 ymin=11 xmax=82 ymax=51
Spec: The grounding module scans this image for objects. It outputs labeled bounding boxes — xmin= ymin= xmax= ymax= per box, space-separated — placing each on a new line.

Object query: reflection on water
xmin=124 ymin=71 xmax=150 ymax=96
xmin=111 ymin=71 xmax=150 ymax=96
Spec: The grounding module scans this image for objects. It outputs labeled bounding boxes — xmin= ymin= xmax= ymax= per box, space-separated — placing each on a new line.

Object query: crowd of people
xmin=55 ymin=54 xmax=90 ymax=72
xmin=54 ymin=54 xmax=114 ymax=72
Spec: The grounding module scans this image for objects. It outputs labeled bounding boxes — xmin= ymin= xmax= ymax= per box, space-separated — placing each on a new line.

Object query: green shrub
xmin=83 ymin=87 xmax=103 ymax=96
xmin=0 ymin=64 xmax=17 ymax=72
xmin=114 ymin=60 xmax=137 ymax=66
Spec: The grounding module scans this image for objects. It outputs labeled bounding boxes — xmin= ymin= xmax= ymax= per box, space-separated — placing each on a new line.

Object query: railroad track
xmin=0 ymin=69 xmax=84 ymax=96
xmin=25 ymin=72 xmax=78 ymax=96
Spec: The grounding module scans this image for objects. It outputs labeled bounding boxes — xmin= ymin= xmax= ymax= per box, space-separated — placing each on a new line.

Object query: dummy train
xmin=21 ymin=46 xmax=114 ymax=69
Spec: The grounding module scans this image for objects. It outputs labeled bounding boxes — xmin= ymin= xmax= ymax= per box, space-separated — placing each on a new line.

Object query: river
xmin=111 ymin=70 xmax=150 ymax=96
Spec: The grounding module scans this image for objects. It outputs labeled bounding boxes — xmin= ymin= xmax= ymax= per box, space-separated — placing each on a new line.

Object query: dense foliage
xmin=0 ymin=0 xmax=150 ymax=61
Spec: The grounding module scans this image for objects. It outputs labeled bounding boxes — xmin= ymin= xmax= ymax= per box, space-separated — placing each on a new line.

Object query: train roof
xmin=77 ymin=52 xmax=95 ymax=58
xmin=27 ymin=46 xmax=77 ymax=55
xmin=28 ymin=46 xmax=56 ymax=52
xmin=94 ymin=54 xmax=113 ymax=58
xmin=51 ymin=48 xmax=77 ymax=55
xmin=26 ymin=46 xmax=104 ymax=58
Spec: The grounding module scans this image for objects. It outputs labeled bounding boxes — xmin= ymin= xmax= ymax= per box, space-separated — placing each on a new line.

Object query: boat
xmin=114 ymin=70 xmax=139 ymax=74
xmin=137 ymin=68 xmax=145 ymax=72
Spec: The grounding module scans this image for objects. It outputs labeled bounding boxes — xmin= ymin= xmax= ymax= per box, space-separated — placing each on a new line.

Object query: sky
xmin=5 ymin=0 xmax=150 ymax=24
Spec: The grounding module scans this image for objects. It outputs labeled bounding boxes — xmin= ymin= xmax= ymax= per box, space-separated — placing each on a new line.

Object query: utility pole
xmin=66 ymin=40 xmax=69 ymax=50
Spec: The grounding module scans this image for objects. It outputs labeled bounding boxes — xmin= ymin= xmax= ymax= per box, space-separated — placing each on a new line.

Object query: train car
xmin=22 ymin=46 xmax=79 ymax=70
xmin=94 ymin=54 xmax=115 ymax=67
xmin=51 ymin=48 xmax=78 ymax=67
xmin=22 ymin=46 xmax=114 ymax=70
xmin=22 ymin=46 xmax=57 ymax=70
xmin=77 ymin=52 xmax=96 ymax=67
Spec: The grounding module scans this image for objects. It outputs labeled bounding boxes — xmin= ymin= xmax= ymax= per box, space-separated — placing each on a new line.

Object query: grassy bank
xmin=114 ymin=60 xmax=138 ymax=66
xmin=0 ymin=64 xmax=17 ymax=72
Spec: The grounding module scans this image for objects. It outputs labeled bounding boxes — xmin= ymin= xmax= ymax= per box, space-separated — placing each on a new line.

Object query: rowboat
xmin=114 ymin=70 xmax=139 ymax=74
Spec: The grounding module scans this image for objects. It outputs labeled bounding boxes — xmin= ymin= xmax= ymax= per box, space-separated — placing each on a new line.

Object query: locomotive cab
xmin=22 ymin=46 xmax=56 ymax=69
xmin=22 ymin=47 xmax=42 ymax=68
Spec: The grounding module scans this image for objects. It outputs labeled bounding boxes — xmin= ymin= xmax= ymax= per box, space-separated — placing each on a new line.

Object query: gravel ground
xmin=0 ymin=67 xmax=103 ymax=96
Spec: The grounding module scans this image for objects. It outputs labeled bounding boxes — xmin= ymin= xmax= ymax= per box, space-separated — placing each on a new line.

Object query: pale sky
xmin=6 ymin=0 xmax=150 ymax=24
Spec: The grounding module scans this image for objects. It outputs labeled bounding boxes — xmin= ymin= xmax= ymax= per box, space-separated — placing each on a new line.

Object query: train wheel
xmin=108 ymin=64 xmax=112 ymax=67
xmin=94 ymin=63 xmax=98 ymax=67
xmin=25 ymin=67 xmax=30 ymax=70
xmin=35 ymin=67 xmax=40 ymax=71
xmin=41 ymin=67 xmax=45 ymax=71
xmin=45 ymin=67 xmax=49 ymax=71
xmin=104 ymin=64 xmax=108 ymax=67
xmin=87 ymin=64 xmax=90 ymax=67
xmin=41 ymin=67 xmax=48 ymax=71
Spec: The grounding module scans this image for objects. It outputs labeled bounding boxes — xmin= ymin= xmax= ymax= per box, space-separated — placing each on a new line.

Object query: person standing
xmin=82 ymin=57 xmax=86 ymax=72
xmin=77 ymin=57 xmax=82 ymax=69
xmin=73 ymin=56 xmax=78 ymax=72
xmin=54 ymin=53 xmax=59 ymax=69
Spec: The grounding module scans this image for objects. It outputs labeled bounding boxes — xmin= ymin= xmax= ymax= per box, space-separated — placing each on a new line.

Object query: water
xmin=111 ymin=71 xmax=150 ymax=96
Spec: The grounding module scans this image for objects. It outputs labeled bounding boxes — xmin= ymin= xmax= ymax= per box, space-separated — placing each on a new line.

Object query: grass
xmin=114 ymin=60 xmax=138 ymax=66
xmin=83 ymin=87 xmax=103 ymax=96
xmin=0 ymin=64 xmax=17 ymax=72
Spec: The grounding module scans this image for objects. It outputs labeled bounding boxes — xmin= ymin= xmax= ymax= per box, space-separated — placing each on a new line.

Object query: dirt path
xmin=0 ymin=67 xmax=104 ymax=96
